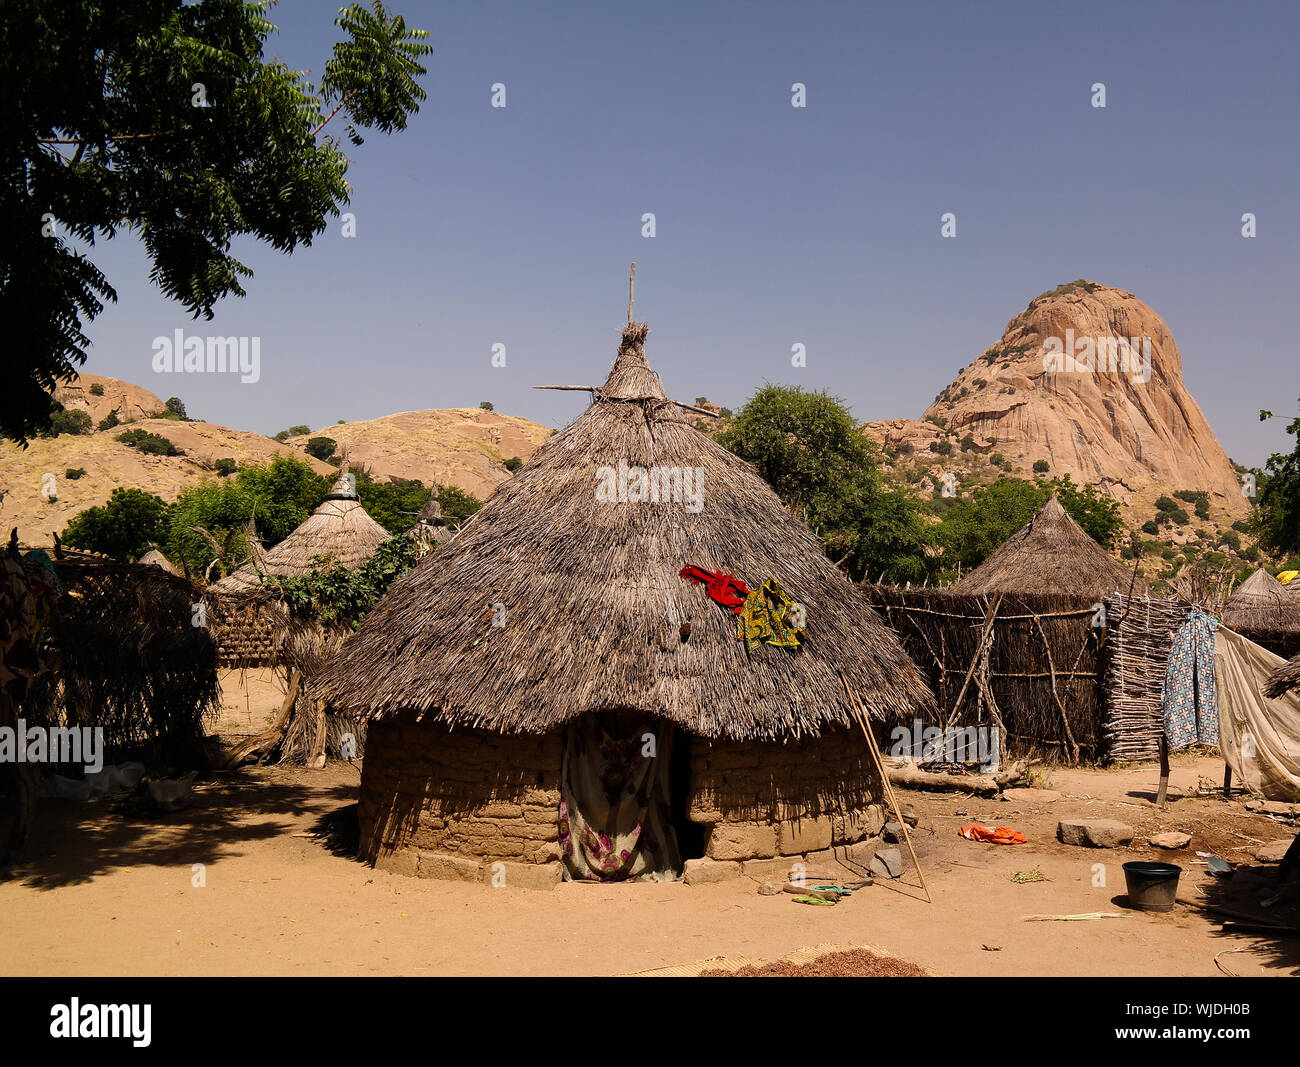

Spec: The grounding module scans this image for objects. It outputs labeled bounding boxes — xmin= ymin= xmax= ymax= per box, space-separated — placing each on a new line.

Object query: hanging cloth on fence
xmin=1163 ymin=610 xmax=1219 ymax=749
xmin=1215 ymin=628 xmax=1300 ymax=801
xmin=679 ymin=566 xmax=750 ymax=614
xmin=737 ymin=579 xmax=804 ymax=653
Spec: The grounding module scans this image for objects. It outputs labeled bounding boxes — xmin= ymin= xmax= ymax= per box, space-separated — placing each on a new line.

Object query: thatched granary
xmin=210 ymin=466 xmax=390 ymax=596
xmin=951 ymin=495 xmax=1146 ymax=600
xmin=138 ymin=547 xmax=180 ymax=576
xmin=407 ymin=488 xmax=448 ymax=557
xmin=318 ymin=320 xmax=936 ymax=887
xmin=1221 ymin=568 xmax=1300 ymax=659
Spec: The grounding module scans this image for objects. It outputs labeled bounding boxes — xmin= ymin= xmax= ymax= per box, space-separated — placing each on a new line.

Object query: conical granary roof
xmin=316 ymin=321 xmax=935 ymax=740
xmin=950 ymin=494 xmax=1146 ymax=599
xmin=210 ymin=464 xmax=390 ymax=594
xmin=1222 ymin=568 xmax=1300 ymax=636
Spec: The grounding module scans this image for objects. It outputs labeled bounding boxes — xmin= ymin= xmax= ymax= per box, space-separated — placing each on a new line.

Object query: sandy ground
xmin=1 ymin=753 xmax=1296 ymax=977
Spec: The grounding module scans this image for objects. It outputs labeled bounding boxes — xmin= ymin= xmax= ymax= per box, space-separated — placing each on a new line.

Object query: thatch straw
xmin=317 ymin=321 xmax=935 ymax=740
xmin=1221 ymin=568 xmax=1300 ymax=638
xmin=1265 ymin=654 xmax=1300 ymax=699
xmin=210 ymin=466 xmax=390 ymax=594
xmin=21 ymin=557 xmax=218 ymax=766
xmin=951 ymin=495 xmax=1147 ymax=599
xmin=138 ymin=547 xmax=180 ymax=575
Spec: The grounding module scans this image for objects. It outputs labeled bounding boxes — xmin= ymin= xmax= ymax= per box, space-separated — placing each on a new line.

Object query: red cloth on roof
xmin=680 ymin=566 xmax=750 ymax=614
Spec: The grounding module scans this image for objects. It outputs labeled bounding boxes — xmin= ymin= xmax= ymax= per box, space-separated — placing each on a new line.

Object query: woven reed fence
xmin=1100 ymin=593 xmax=1190 ymax=763
xmin=21 ymin=558 xmax=219 ymax=766
xmin=863 ymin=586 xmax=1105 ymax=763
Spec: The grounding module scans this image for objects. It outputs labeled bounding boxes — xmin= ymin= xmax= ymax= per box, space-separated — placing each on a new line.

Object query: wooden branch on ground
xmin=885 ymin=759 xmax=1030 ymax=797
xmin=220 ymin=669 xmax=300 ymax=769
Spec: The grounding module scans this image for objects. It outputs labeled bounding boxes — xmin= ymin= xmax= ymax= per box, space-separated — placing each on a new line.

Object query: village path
xmin=1 ymin=754 xmax=1295 ymax=977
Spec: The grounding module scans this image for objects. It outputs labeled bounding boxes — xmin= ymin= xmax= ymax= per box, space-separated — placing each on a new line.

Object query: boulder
xmin=706 ymin=822 xmax=777 ymax=861
xmin=883 ymin=820 xmax=905 ymax=843
xmin=1148 ymin=831 xmax=1191 ymax=850
xmin=870 ymin=847 xmax=904 ymax=879
xmin=1057 ymin=819 xmax=1134 ymax=849
xmin=683 ymin=857 xmax=741 ymax=885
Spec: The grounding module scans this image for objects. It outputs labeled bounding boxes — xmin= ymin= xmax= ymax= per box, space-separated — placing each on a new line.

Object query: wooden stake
xmin=1156 ymin=733 xmax=1170 ymax=809
xmin=628 ymin=262 xmax=636 ymax=323
xmin=840 ymin=672 xmax=933 ymax=904
xmin=1222 ymin=764 xmax=1232 ymax=800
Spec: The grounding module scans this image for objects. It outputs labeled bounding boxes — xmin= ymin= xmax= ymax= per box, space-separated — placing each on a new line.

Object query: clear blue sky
xmin=82 ymin=0 xmax=1300 ymax=468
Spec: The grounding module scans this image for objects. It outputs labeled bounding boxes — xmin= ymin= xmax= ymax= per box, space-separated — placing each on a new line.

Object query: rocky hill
xmin=864 ymin=282 xmax=1250 ymax=529
xmin=285 ymin=408 xmax=554 ymax=499
xmin=1 ymin=375 xmax=553 ymax=545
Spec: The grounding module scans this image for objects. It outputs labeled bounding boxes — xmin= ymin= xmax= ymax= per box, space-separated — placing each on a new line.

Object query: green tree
xmin=715 ymin=384 xmax=929 ymax=582
xmin=116 ymin=429 xmax=178 ymax=455
xmin=62 ymin=487 xmax=169 ymax=559
xmin=269 ymin=535 xmax=417 ymax=628
xmin=3 ymin=1 xmax=432 ymax=444
xmin=41 ymin=408 xmax=93 ymax=436
xmin=162 ymin=396 xmax=189 ymax=421
xmin=479 ymin=401 xmax=494 ymax=411
xmin=1257 ymin=400 xmax=1300 ymax=555
xmin=434 ymin=484 xmax=483 ymax=527
xmin=353 ymin=471 xmax=431 ymax=534
xmin=305 ymin=436 xmax=337 ymax=461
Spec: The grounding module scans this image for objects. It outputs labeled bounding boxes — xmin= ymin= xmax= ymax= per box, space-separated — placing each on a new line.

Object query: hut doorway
xmin=558 ymin=711 xmax=683 ymax=882
xmin=669 ymin=729 xmax=705 ymax=863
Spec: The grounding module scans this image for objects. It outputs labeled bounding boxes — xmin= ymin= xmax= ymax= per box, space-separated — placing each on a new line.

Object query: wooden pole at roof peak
xmin=628 ymin=262 xmax=636 ymax=324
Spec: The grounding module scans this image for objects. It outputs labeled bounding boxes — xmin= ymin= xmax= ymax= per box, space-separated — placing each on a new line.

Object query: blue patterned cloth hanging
xmin=1163 ymin=610 xmax=1219 ymax=749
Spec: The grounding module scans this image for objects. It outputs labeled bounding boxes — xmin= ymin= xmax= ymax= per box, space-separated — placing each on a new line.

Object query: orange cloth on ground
xmin=958 ymin=823 xmax=1027 ymax=844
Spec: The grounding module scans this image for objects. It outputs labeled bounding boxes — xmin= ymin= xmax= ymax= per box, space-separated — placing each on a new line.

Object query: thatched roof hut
xmin=407 ymin=488 xmax=447 ymax=555
xmin=1222 ymin=569 xmax=1300 ymax=651
xmin=950 ymin=495 xmax=1146 ymax=600
xmin=210 ymin=466 xmax=389 ymax=595
xmin=138 ymin=548 xmax=180 ymax=575
xmin=321 ymin=321 xmax=931 ymax=737
xmin=319 ymin=319 xmax=936 ymax=886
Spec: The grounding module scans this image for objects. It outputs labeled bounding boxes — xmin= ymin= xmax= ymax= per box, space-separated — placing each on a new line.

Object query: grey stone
xmin=870 ymin=847 xmax=903 ymax=879
xmin=1057 ymin=819 xmax=1134 ymax=849
xmin=899 ymin=803 xmax=919 ymax=827
xmin=757 ymin=882 xmax=783 ymax=896
xmin=883 ymin=820 xmax=905 ymax=843
xmin=1148 ymin=831 xmax=1191 ymax=850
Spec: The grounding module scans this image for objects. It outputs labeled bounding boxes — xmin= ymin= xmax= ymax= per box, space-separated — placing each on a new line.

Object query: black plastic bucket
xmin=1123 ymin=861 xmax=1182 ymax=912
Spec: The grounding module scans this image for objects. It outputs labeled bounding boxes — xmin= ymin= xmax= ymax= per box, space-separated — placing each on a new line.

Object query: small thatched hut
xmin=318 ymin=320 xmax=935 ymax=887
xmin=950 ymin=495 xmax=1146 ymax=599
xmin=1221 ymin=568 xmax=1300 ymax=659
xmin=138 ymin=547 xmax=180 ymax=575
xmin=210 ymin=466 xmax=390 ymax=596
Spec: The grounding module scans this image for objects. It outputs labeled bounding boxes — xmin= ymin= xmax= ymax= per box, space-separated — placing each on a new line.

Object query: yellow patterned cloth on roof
xmin=737 ymin=579 xmax=804 ymax=653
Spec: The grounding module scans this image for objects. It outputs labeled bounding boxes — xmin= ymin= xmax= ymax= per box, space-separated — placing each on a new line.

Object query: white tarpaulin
xmin=1215 ymin=627 xmax=1300 ymax=801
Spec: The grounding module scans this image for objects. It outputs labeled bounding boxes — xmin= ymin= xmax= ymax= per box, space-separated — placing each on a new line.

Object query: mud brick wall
xmin=688 ymin=728 xmax=885 ymax=861
xmin=359 ymin=716 xmax=562 ymax=869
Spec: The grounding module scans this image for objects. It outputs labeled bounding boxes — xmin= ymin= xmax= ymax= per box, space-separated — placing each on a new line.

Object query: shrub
xmin=503 ymin=456 xmax=523 ymax=472
xmin=305 ymin=436 xmax=337 ymax=461
xmin=273 ymin=430 xmax=290 ymax=442
xmin=1141 ymin=520 xmax=1159 ymax=535
xmin=1033 ymin=459 xmax=1049 ymax=473
xmin=213 ymin=458 xmax=238 ymax=477
xmin=929 ymin=440 xmax=953 ymax=456
xmin=42 ymin=408 xmax=93 ymax=436
xmin=116 ymin=429 xmax=178 ymax=456
xmin=89 ymin=383 xmax=104 ymax=396
xmin=479 ymin=401 xmax=494 ymax=411
xmin=97 ymin=411 xmax=119 ymax=431
xmin=65 ymin=467 xmax=86 ymax=480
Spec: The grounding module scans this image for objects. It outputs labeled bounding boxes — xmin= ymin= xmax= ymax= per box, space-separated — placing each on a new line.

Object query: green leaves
xmin=269 ymin=534 xmax=417 ymax=627
xmin=2 ymin=1 xmax=432 ymax=443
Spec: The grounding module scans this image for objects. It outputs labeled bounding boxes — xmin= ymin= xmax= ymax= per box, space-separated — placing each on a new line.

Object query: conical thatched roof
xmin=317 ymin=321 xmax=935 ymax=740
xmin=950 ymin=495 xmax=1146 ymax=599
xmin=138 ymin=548 xmax=180 ymax=575
xmin=210 ymin=466 xmax=390 ymax=594
xmin=1265 ymin=654 xmax=1300 ymax=699
xmin=1222 ymin=568 xmax=1300 ymax=637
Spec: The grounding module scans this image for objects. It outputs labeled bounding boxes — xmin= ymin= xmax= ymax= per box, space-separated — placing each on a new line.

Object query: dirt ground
xmin=1 ymin=752 xmax=1296 ymax=977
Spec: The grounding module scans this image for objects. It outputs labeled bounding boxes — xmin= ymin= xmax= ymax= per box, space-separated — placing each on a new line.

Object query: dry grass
xmin=318 ymin=322 xmax=936 ymax=740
